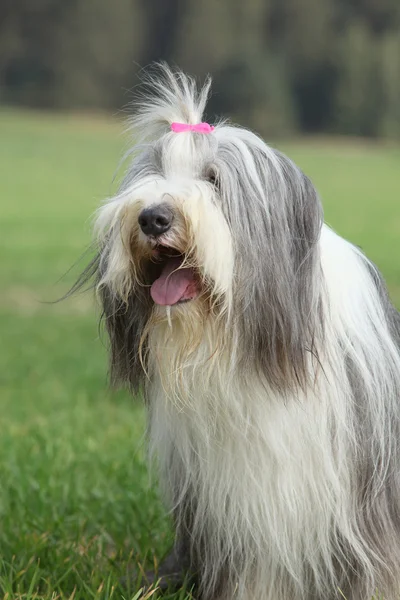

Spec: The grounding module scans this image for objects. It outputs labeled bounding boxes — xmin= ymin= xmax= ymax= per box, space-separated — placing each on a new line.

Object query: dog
xmin=77 ymin=65 xmax=400 ymax=599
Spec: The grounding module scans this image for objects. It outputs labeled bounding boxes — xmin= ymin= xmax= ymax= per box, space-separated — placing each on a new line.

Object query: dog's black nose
xmin=138 ymin=205 xmax=173 ymax=236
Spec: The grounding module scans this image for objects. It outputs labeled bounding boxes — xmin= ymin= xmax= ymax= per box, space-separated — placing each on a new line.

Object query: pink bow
xmin=171 ymin=122 xmax=215 ymax=134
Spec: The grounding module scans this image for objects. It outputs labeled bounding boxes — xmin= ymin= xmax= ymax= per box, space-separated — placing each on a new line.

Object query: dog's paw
xmin=121 ymin=549 xmax=197 ymax=596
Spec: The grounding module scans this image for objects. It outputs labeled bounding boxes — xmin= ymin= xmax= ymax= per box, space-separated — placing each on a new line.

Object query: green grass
xmin=0 ymin=109 xmax=399 ymax=599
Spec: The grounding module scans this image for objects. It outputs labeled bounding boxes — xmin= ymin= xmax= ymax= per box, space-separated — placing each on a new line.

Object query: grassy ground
xmin=0 ymin=109 xmax=399 ymax=599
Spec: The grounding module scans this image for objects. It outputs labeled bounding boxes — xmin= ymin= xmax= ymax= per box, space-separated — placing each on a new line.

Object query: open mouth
xmin=149 ymin=245 xmax=201 ymax=306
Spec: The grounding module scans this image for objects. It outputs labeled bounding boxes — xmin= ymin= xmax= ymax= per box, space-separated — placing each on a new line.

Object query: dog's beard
xmin=138 ymin=244 xmax=230 ymax=398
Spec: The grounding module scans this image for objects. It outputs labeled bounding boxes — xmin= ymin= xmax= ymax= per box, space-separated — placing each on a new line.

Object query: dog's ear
xmin=220 ymin=143 xmax=324 ymax=392
xmin=70 ymin=244 xmax=151 ymax=392
xmin=99 ymin=281 xmax=150 ymax=391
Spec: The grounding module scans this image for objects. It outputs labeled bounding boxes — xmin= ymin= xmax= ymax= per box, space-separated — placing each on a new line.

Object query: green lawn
xmin=0 ymin=109 xmax=399 ymax=599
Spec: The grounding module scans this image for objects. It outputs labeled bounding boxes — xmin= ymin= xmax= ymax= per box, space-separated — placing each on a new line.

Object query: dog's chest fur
xmin=145 ymin=321 xmax=350 ymax=599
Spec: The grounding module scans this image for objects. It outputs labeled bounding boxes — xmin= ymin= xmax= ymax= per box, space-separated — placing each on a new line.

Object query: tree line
xmin=1 ymin=0 xmax=400 ymax=138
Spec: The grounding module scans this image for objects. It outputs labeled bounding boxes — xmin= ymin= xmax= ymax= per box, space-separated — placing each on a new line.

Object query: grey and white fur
xmin=78 ymin=65 xmax=400 ymax=599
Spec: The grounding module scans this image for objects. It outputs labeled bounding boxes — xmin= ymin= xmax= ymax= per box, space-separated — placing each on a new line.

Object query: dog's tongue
xmin=151 ymin=257 xmax=197 ymax=306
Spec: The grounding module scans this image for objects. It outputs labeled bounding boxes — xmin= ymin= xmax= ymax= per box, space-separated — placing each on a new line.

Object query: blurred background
xmin=2 ymin=0 xmax=400 ymax=138
xmin=0 ymin=2 xmax=399 ymax=599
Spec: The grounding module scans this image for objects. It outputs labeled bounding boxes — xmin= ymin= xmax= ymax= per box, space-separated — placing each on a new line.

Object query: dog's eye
xmin=205 ymin=169 xmax=218 ymax=187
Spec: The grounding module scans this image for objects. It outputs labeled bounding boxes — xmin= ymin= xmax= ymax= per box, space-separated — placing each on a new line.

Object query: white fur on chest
xmin=147 ymin=327 xmax=353 ymax=599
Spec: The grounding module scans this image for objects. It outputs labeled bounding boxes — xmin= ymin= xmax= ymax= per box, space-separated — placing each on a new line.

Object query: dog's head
xmin=89 ymin=65 xmax=324 ymax=393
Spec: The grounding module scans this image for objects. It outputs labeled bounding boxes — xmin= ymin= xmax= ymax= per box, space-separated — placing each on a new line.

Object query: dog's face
xmin=97 ymin=134 xmax=234 ymax=329
xmin=91 ymin=68 xmax=324 ymax=392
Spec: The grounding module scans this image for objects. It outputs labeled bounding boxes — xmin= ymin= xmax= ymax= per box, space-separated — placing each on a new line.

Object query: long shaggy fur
xmin=80 ymin=65 xmax=400 ymax=599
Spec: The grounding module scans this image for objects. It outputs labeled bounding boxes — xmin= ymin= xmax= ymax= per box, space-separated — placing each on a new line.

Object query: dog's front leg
xmin=143 ymin=532 xmax=196 ymax=592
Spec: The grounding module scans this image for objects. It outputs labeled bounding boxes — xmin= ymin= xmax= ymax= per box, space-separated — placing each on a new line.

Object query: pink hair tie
xmin=171 ymin=122 xmax=215 ymax=134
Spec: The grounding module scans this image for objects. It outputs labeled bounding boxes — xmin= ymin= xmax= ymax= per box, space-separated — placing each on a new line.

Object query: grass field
xmin=1 ymin=109 xmax=399 ymax=600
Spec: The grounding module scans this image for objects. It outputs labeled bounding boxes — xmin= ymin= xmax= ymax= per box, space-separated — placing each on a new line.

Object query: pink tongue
xmin=151 ymin=257 xmax=197 ymax=306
